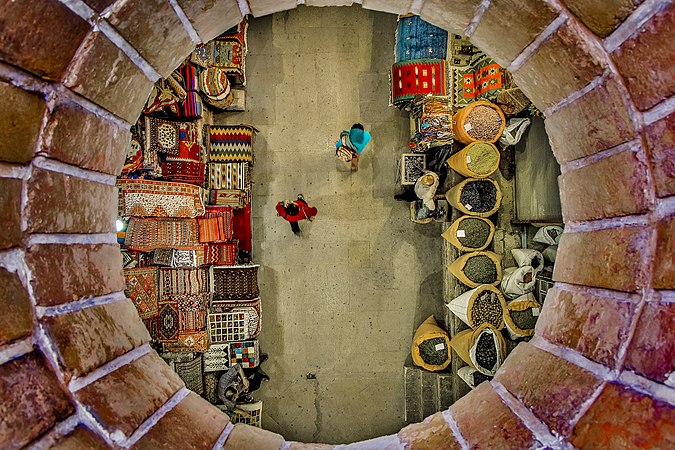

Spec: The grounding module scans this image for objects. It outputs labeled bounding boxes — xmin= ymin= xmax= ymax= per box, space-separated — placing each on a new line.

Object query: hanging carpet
xmin=159 ymin=267 xmax=210 ymax=296
xmin=209 ymin=189 xmax=248 ymax=208
xmin=124 ymin=218 xmax=201 ymax=252
xmin=211 ymin=297 xmax=261 ymax=339
xmin=213 ymin=265 xmax=260 ymax=301
xmin=391 ymin=59 xmax=447 ymax=107
xmin=208 ymin=125 xmax=256 ymax=163
xmin=123 ymin=266 xmax=159 ymax=320
xmin=118 ymin=179 xmax=205 ymax=218
xmin=208 ymin=162 xmax=247 ymax=190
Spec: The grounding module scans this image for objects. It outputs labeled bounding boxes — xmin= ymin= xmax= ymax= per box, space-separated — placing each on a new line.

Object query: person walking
xmin=276 ymin=194 xmax=318 ymax=236
xmin=335 ymin=123 xmax=371 ymax=171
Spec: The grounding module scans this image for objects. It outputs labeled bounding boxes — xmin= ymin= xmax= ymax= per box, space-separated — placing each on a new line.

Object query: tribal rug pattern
xmin=211 ymin=297 xmax=261 ymax=338
xmin=118 ymin=179 xmax=205 ymax=218
xmin=123 ymin=266 xmax=159 ymax=320
xmin=213 ymin=265 xmax=260 ymax=301
xmin=208 ymin=125 xmax=255 ymax=163
xmin=207 ymin=162 xmax=247 ymax=190
xmin=124 ymin=218 xmax=201 ymax=252
xmin=159 ymin=267 xmax=210 ymax=296
xmin=392 ymin=59 xmax=447 ymax=107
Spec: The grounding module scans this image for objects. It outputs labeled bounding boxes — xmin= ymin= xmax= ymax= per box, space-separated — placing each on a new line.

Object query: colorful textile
xmin=204 ymin=344 xmax=230 ymax=373
xmin=213 ymin=265 xmax=259 ymax=301
xmin=229 ymin=340 xmax=259 ymax=369
xmin=190 ymin=44 xmax=211 ymax=68
xmin=208 ymin=310 xmax=250 ymax=343
xmin=410 ymin=96 xmax=454 ymax=150
xmin=233 ymin=203 xmax=252 ymax=252
xmin=203 ymin=372 xmax=219 ymax=404
xmin=125 ymin=218 xmax=200 ymax=252
xmin=179 ymin=64 xmax=199 ymax=92
xmin=229 ymin=401 xmax=263 ymax=427
xmin=210 ymin=19 xmax=248 ymax=85
xmin=450 ymin=52 xmax=508 ymax=108
xmin=204 ymin=242 xmax=238 ymax=265
xmin=160 ymin=161 xmax=206 ymax=186
xmin=118 ymin=179 xmax=205 ymax=218
xmin=144 ymin=116 xmax=182 ymax=155
xmin=211 ymin=297 xmax=261 ymax=339
xmin=177 ymin=90 xmax=204 ymax=119
xmin=207 ymin=162 xmax=247 ymax=190
xmin=172 ymin=250 xmax=198 ymax=268
xmin=209 ymin=189 xmax=247 ymax=208
xmin=199 ymin=67 xmax=233 ymax=109
xmin=143 ymin=78 xmax=182 ymax=115
xmin=122 ymin=123 xmax=144 ymax=174
xmin=163 ymin=122 xmax=201 ymax=163
xmin=174 ymin=292 xmax=209 ymax=332
xmin=448 ymin=34 xmax=475 ymax=68
xmin=152 ymin=248 xmax=173 ymax=266
xmin=159 ymin=267 xmax=209 ymax=296
xmin=174 ymin=354 xmax=204 ymax=395
xmin=391 ymin=59 xmax=446 ymax=107
xmin=158 ymin=299 xmax=179 ymax=343
xmin=164 ymin=330 xmax=210 ymax=352
xmin=395 ymin=15 xmax=448 ymax=62
xmin=143 ymin=317 xmax=159 ymax=341
xmin=496 ymin=88 xmax=531 ymax=115
xmin=198 ymin=206 xmax=234 ymax=243
xmin=123 ymin=267 xmax=159 ymax=320
xmin=208 ymin=125 xmax=255 ymax=163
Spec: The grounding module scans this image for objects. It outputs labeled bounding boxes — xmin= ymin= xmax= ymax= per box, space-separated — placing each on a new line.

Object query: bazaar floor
xmin=216 ymin=6 xmax=447 ymax=444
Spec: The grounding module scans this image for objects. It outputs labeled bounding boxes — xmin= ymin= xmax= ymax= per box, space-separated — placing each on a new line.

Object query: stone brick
xmin=41 ymin=100 xmax=129 ymax=175
xmin=553 ymin=226 xmax=649 ymax=293
xmin=624 ymin=302 xmax=674 ymax=383
xmin=0 ymin=177 xmax=24 ymax=250
xmin=133 ymin=392 xmax=229 ymax=450
xmin=175 ymin=0 xmax=243 ymax=43
xmin=82 ymin=0 xmax=116 ymax=13
xmin=536 ymin=287 xmax=637 ymax=367
xmin=653 ymin=215 xmax=675 ymax=289
xmin=25 ymin=168 xmax=117 ymax=234
xmin=106 ymin=0 xmax=194 ymax=78
xmin=545 ymin=75 xmax=637 ymax=163
xmin=0 ymin=269 xmax=33 ymax=345
xmin=562 ymin=0 xmax=644 ymax=37
xmin=471 ymin=0 xmax=558 ymax=67
xmin=398 ymin=412 xmax=462 ymax=450
xmin=513 ymin=20 xmax=606 ymax=110
xmin=362 ymin=0 xmax=413 ymax=15
xmin=450 ymin=382 xmax=539 ymax=448
xmin=306 ymin=0 xmax=353 ymax=6
xmin=248 ymin=0 xmax=298 ymax=17
xmin=63 ymin=31 xmax=153 ymax=124
xmin=559 ymin=148 xmax=651 ymax=222
xmin=494 ymin=342 xmax=603 ymax=437
xmin=0 ymin=352 xmax=74 ymax=450
xmin=26 ymin=244 xmax=125 ymax=307
xmin=43 ymin=299 xmax=150 ymax=377
xmin=611 ymin=4 xmax=675 ymax=111
xmin=223 ymin=424 xmax=285 ymax=449
xmin=0 ymin=81 xmax=46 ymax=164
xmin=419 ymin=0 xmax=482 ymax=34
xmin=288 ymin=443 xmax=334 ymax=450
xmin=76 ymin=352 xmax=184 ymax=438
xmin=51 ymin=425 xmax=109 ymax=450
xmin=644 ymin=111 xmax=675 ymax=198
xmin=0 ymin=0 xmax=90 ymax=81
xmin=571 ymin=382 xmax=675 ymax=449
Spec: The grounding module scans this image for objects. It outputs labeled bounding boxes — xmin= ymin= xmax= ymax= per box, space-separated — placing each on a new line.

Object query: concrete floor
xmin=215 ymin=6 xmax=446 ymax=444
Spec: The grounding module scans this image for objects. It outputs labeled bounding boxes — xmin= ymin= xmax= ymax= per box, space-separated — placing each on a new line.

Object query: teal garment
xmin=335 ymin=129 xmax=371 ymax=154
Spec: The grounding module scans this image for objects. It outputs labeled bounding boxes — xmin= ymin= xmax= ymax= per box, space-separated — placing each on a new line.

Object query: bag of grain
xmin=498 ymin=117 xmax=530 ymax=148
xmin=445 ymin=178 xmax=502 ymax=217
xmin=411 ymin=316 xmax=451 ymax=372
xmin=448 ymin=251 xmax=502 ymax=288
xmin=503 ymin=293 xmax=541 ymax=339
xmin=457 ymin=366 xmax=492 ymax=389
xmin=450 ymin=323 xmax=506 ymax=376
xmin=533 ymin=226 xmax=564 ymax=245
xmin=446 ymin=141 xmax=500 ymax=178
xmin=442 ymin=215 xmax=495 ymax=252
xmin=452 ymin=100 xmax=506 ymax=144
xmin=542 ymin=245 xmax=558 ymax=263
xmin=511 ymin=248 xmax=544 ymax=273
xmin=447 ymin=285 xmax=506 ymax=329
xmin=500 ymin=266 xmax=536 ymax=299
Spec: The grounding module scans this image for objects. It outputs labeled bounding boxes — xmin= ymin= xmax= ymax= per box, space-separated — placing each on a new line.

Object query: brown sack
xmin=411 ymin=316 xmax=451 ymax=371
xmin=447 ymin=141 xmax=500 ymax=178
xmin=452 ymin=100 xmax=506 ymax=144
xmin=450 ymin=323 xmax=506 ymax=375
xmin=503 ymin=293 xmax=541 ymax=339
xmin=448 ymin=251 xmax=502 ymax=288
xmin=445 ymin=178 xmax=502 ymax=217
xmin=442 ymin=215 xmax=495 ymax=252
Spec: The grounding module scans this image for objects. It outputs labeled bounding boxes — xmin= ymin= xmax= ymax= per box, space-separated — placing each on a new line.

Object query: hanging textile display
xmin=118 ymin=179 xmax=205 ymax=218
xmin=164 ymin=330 xmax=210 ymax=353
xmin=211 ymin=297 xmax=261 ymax=339
xmin=124 ymin=218 xmax=201 ymax=252
xmin=157 ymin=295 xmax=180 ymax=343
xmin=144 ymin=116 xmax=183 ymax=155
xmin=174 ymin=353 xmax=204 ymax=394
xmin=208 ymin=125 xmax=255 ymax=163
xmin=450 ymin=52 xmax=510 ymax=108
xmin=160 ymin=161 xmax=206 ymax=186
xmin=204 ymin=242 xmax=238 ymax=265
xmin=122 ymin=122 xmax=144 ymax=175
xmin=210 ymin=19 xmax=248 ymax=85
xmin=229 ymin=340 xmax=260 ymax=369
xmin=213 ymin=265 xmax=260 ymax=300
xmin=207 ymin=162 xmax=247 ymax=190
xmin=163 ymin=121 xmax=201 ymax=163
xmin=198 ymin=206 xmax=234 ymax=243
xmin=395 ymin=15 xmax=448 ymax=62
xmin=123 ymin=267 xmax=159 ymax=320
xmin=209 ymin=189 xmax=248 ymax=208
xmin=203 ymin=343 xmax=231 ymax=372
xmin=448 ymin=34 xmax=475 ymax=67
xmin=391 ymin=59 xmax=447 ymax=107
xmin=199 ymin=67 xmax=234 ymax=109
xmin=233 ymin=204 xmax=252 ymax=252
xmin=208 ymin=310 xmax=250 ymax=343
xmin=159 ymin=267 xmax=210 ymax=296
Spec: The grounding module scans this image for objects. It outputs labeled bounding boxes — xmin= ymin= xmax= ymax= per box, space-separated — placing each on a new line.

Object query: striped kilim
xmin=198 ymin=206 xmax=234 ymax=242
xmin=159 ymin=267 xmax=210 ymax=296
xmin=204 ymin=242 xmax=237 ymax=265
xmin=124 ymin=218 xmax=201 ymax=252
xmin=209 ymin=189 xmax=247 ymax=208
xmin=117 ymin=179 xmax=205 ymax=218
xmin=208 ymin=162 xmax=247 ymax=190
xmin=208 ymin=125 xmax=255 ymax=163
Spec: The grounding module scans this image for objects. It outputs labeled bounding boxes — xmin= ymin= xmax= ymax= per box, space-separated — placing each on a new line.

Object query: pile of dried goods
xmin=418 ymin=337 xmax=449 ymax=366
xmin=463 ymin=254 xmax=498 ymax=284
xmin=466 ymin=105 xmax=502 ymax=141
xmin=475 ymin=332 xmax=497 ymax=370
xmin=466 ymin=142 xmax=499 ymax=175
xmin=509 ymin=308 xmax=538 ymax=330
xmin=470 ymin=289 xmax=503 ymax=328
xmin=457 ymin=217 xmax=492 ymax=248
xmin=460 ymin=180 xmax=498 ymax=213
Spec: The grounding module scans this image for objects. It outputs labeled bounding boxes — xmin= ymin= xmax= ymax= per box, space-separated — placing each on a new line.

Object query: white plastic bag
xmin=533 ymin=226 xmax=564 ymax=245
xmin=511 ymin=248 xmax=544 ymax=273
xmin=500 ymin=266 xmax=536 ymax=299
xmin=498 ymin=118 xmax=530 ymax=148
xmin=542 ymin=245 xmax=558 ymax=263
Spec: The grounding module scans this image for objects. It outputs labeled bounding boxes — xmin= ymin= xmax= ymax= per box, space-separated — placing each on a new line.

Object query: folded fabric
xmin=209 ymin=189 xmax=248 ymax=208
xmin=198 ymin=206 xmax=234 ymax=242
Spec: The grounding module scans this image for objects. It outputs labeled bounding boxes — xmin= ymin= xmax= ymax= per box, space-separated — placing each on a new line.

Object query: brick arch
xmin=0 ymin=0 xmax=672 ymax=448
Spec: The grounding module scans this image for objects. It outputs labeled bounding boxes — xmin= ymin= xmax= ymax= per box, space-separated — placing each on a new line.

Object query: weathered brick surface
xmin=562 ymin=0 xmax=644 ymax=37
xmin=653 ymin=215 xmax=675 ymax=290
xmin=624 ymin=302 xmax=674 ymax=383
xmin=536 ymin=287 xmax=636 ymax=367
xmin=553 ymin=226 xmax=649 ymax=293
xmin=0 ymin=177 xmax=24 ymax=250
xmin=451 ymin=382 xmax=539 ymax=448
xmin=76 ymin=352 xmax=184 ymax=438
xmin=494 ymin=342 xmax=603 ymax=437
xmin=288 ymin=443 xmax=334 ymax=450
xmin=559 ymin=148 xmax=651 ymax=222
xmin=0 ymin=0 xmax=90 ymax=81
xmin=420 ymin=0 xmax=482 ymax=34
xmin=644 ymin=111 xmax=675 ymax=198
xmin=25 ymin=168 xmax=117 ymax=234
xmin=307 ymin=0 xmax=354 ymax=6
xmin=0 ymin=81 xmax=46 ymax=164
xmin=471 ymin=0 xmax=558 ymax=67
xmin=223 ymin=424 xmax=285 ymax=449
xmin=362 ymin=0 xmax=413 ymax=15
xmin=41 ymin=100 xmax=129 ymax=175
xmin=133 ymin=392 xmax=229 ymax=450
xmin=26 ymin=244 xmax=125 ymax=307
xmin=571 ymin=382 xmax=675 ymax=449
xmin=398 ymin=412 xmax=461 ymax=450
xmin=43 ymin=299 xmax=150 ymax=377
xmin=0 ymin=269 xmax=33 ymax=345
xmin=106 ymin=0 xmax=194 ymax=78
xmin=176 ymin=0 xmax=243 ymax=43
xmin=83 ymin=0 xmax=116 ymax=13
xmin=243 ymin=0 xmax=297 ymax=17
xmin=63 ymin=31 xmax=152 ymax=124
xmin=513 ymin=20 xmax=606 ymax=110
xmin=51 ymin=425 xmax=110 ymax=450
xmin=0 ymin=352 xmax=74 ymax=450
xmin=545 ymin=76 xmax=637 ymax=163
xmin=611 ymin=3 xmax=675 ymax=111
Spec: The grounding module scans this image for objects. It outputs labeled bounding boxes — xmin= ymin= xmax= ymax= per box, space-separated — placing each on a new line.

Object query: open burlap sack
xmin=447 ymin=284 xmax=506 ymax=330
xmin=504 ymin=293 xmax=541 ymax=339
xmin=450 ymin=322 xmax=506 ymax=376
xmin=448 ymin=251 xmax=502 ymax=288
xmin=411 ymin=315 xmax=451 ymax=372
xmin=442 ymin=215 xmax=495 ymax=252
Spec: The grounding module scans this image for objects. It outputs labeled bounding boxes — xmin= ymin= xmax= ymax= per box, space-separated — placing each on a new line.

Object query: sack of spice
xmin=411 ymin=316 xmax=451 ymax=372
xmin=503 ymin=293 xmax=541 ymax=339
xmin=511 ymin=248 xmax=544 ymax=273
xmin=445 ymin=178 xmax=502 ymax=217
xmin=500 ymin=266 xmax=536 ymax=299
xmin=450 ymin=322 xmax=506 ymax=376
xmin=542 ymin=245 xmax=557 ymax=263
xmin=497 ymin=117 xmax=530 ymax=148
xmin=457 ymin=366 xmax=492 ymax=389
xmin=447 ymin=285 xmax=506 ymax=329
xmin=452 ymin=100 xmax=506 ymax=144
xmin=448 ymin=251 xmax=502 ymax=288
xmin=442 ymin=215 xmax=495 ymax=252
xmin=533 ymin=226 xmax=563 ymax=245
xmin=446 ymin=141 xmax=500 ymax=178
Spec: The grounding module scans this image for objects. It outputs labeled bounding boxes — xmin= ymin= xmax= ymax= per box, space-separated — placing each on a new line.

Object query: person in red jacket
xmin=276 ymin=194 xmax=317 ymax=236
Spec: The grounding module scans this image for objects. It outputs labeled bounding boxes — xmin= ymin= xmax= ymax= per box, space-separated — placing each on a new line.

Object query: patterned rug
xmin=173 ymin=292 xmax=209 ymax=333
xmin=164 ymin=330 xmax=210 ymax=353
xmin=395 ymin=15 xmax=448 ymax=62
xmin=204 ymin=242 xmax=238 ymax=265
xmin=208 ymin=125 xmax=255 ymax=164
xmin=160 ymin=161 xmax=206 ymax=186
xmin=123 ymin=267 xmax=159 ymax=320
xmin=210 ymin=18 xmax=248 ymax=85
xmin=144 ymin=116 xmax=184 ymax=155
xmin=203 ymin=343 xmax=231 ymax=373
xmin=159 ymin=267 xmax=210 ymax=296
xmin=198 ymin=206 xmax=234 ymax=243
xmin=208 ymin=189 xmax=248 ymax=208
xmin=163 ymin=121 xmax=201 ymax=163
xmin=117 ymin=179 xmax=205 ymax=218
xmin=124 ymin=218 xmax=201 ymax=252
xmin=449 ymin=52 xmax=509 ymax=109
xmin=174 ymin=353 xmax=204 ymax=395
xmin=229 ymin=340 xmax=259 ymax=369
xmin=208 ymin=310 xmax=250 ymax=343
xmin=213 ymin=265 xmax=260 ymax=300
xmin=211 ymin=297 xmax=261 ymax=339
xmin=158 ymin=298 xmax=180 ymax=343
xmin=391 ymin=59 xmax=447 ymax=107
xmin=207 ymin=162 xmax=247 ymax=190
xmin=233 ymin=204 xmax=252 ymax=252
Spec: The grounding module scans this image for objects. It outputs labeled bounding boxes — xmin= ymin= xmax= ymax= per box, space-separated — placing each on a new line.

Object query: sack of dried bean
xmin=446 ymin=141 xmax=500 ymax=178
xmin=411 ymin=315 xmax=451 ymax=372
xmin=533 ymin=226 xmax=564 ymax=245
xmin=448 ymin=251 xmax=502 ymax=288
xmin=452 ymin=100 xmax=506 ymax=144
xmin=442 ymin=216 xmax=495 ymax=252
xmin=500 ymin=266 xmax=536 ymax=299
xmin=503 ymin=293 xmax=541 ymax=339
xmin=457 ymin=366 xmax=492 ymax=390
xmin=511 ymin=248 xmax=544 ymax=273
xmin=447 ymin=284 xmax=506 ymax=329
xmin=450 ymin=322 xmax=506 ymax=376
xmin=445 ymin=178 xmax=502 ymax=217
